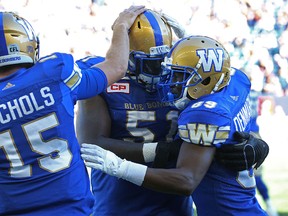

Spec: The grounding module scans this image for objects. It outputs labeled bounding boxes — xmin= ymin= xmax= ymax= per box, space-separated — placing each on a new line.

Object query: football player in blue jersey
xmin=76 ymin=10 xmax=194 ymax=216
xmin=77 ymin=10 xmax=269 ymax=216
xmin=80 ymin=35 xmax=269 ymax=215
xmin=0 ymin=6 xmax=146 ymax=216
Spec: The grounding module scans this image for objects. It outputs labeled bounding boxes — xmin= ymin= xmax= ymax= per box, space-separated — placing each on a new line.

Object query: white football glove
xmin=81 ymin=143 xmax=147 ymax=186
xmin=161 ymin=13 xmax=186 ymax=38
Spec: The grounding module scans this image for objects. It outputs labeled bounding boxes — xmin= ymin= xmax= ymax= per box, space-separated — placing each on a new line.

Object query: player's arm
xmin=143 ymin=142 xmax=215 ymax=195
xmin=93 ymin=5 xmax=146 ymax=86
xmin=76 ymin=95 xmax=111 ymax=142
xmin=153 ymin=132 xmax=269 ymax=170
xmin=81 ymin=141 xmax=215 ymax=196
xmin=160 ymin=133 xmax=269 ymax=171
xmin=80 ymin=113 xmax=215 ymax=195
xmin=77 ymin=99 xmax=268 ymax=170
xmin=96 ymin=138 xmax=182 ymax=165
xmin=76 ymin=95 xmax=155 ymax=163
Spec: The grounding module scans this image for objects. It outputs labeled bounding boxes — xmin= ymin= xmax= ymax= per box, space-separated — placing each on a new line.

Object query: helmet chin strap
xmin=174 ymin=68 xmax=199 ymax=110
xmin=174 ymin=97 xmax=191 ymax=110
xmin=211 ymin=73 xmax=224 ymax=94
xmin=174 ymin=85 xmax=190 ymax=110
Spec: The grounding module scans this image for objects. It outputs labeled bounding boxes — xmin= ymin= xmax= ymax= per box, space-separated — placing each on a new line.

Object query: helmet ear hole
xmin=201 ymin=77 xmax=211 ymax=85
xmin=158 ymin=35 xmax=231 ymax=105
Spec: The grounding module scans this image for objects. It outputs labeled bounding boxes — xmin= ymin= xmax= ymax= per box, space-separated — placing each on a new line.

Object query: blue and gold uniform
xmin=0 ymin=53 xmax=107 ymax=215
xmin=177 ymin=68 xmax=266 ymax=215
xmin=77 ymin=56 xmax=193 ymax=216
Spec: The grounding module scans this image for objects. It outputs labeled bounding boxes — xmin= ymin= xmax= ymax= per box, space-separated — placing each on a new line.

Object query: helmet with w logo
xmin=158 ymin=35 xmax=231 ymax=109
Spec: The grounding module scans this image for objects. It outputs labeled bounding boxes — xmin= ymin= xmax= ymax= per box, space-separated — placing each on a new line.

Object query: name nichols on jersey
xmin=0 ymin=86 xmax=55 ymax=124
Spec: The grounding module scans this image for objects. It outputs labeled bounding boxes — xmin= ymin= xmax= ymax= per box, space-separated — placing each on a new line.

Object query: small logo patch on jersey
xmin=2 ymin=82 xmax=15 ymax=90
xmin=107 ymin=83 xmax=130 ymax=93
xmin=230 ymin=95 xmax=239 ymax=101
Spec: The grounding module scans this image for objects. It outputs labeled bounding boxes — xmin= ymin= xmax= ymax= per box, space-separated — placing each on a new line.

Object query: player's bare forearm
xmin=76 ymin=95 xmax=111 ymax=143
xmin=94 ymin=136 xmax=146 ymax=163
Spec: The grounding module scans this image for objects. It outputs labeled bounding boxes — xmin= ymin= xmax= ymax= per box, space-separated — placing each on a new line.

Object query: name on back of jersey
xmin=233 ymin=99 xmax=251 ymax=132
xmin=0 ymin=86 xmax=55 ymax=124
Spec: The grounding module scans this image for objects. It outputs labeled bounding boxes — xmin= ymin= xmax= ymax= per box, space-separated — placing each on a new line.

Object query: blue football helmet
xmin=158 ymin=35 xmax=231 ymax=109
xmin=128 ymin=10 xmax=172 ymax=92
xmin=0 ymin=12 xmax=39 ymax=67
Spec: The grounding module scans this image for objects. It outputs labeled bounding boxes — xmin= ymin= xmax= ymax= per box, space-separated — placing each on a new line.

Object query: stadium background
xmin=1 ymin=0 xmax=287 ymax=214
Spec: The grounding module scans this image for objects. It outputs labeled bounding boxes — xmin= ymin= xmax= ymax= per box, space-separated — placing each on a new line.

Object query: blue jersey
xmin=93 ymin=79 xmax=193 ymax=216
xmin=249 ymin=90 xmax=260 ymax=133
xmin=78 ymin=56 xmax=193 ymax=216
xmin=178 ymin=68 xmax=267 ymax=216
xmin=0 ymin=53 xmax=107 ymax=215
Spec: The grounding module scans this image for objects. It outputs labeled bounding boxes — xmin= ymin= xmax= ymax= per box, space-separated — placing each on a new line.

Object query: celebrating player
xmin=81 ymin=35 xmax=269 ymax=215
xmin=0 ymin=6 xmax=145 ymax=215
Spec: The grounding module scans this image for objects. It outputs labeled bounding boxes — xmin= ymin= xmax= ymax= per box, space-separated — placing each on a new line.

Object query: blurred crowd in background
xmin=1 ymin=0 xmax=288 ymax=98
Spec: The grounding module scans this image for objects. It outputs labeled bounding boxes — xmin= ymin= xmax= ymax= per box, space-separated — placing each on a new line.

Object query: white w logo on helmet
xmin=196 ymin=49 xmax=224 ymax=72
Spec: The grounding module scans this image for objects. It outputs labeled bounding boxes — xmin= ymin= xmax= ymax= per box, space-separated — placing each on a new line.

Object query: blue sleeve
xmin=177 ymin=70 xmax=251 ymax=148
xmin=36 ymin=52 xmax=107 ymax=101
xmin=76 ymin=56 xmax=105 ymax=68
xmin=76 ymin=67 xmax=108 ymax=100
xmin=71 ymin=55 xmax=107 ymax=100
xmin=178 ymin=108 xmax=231 ymax=147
